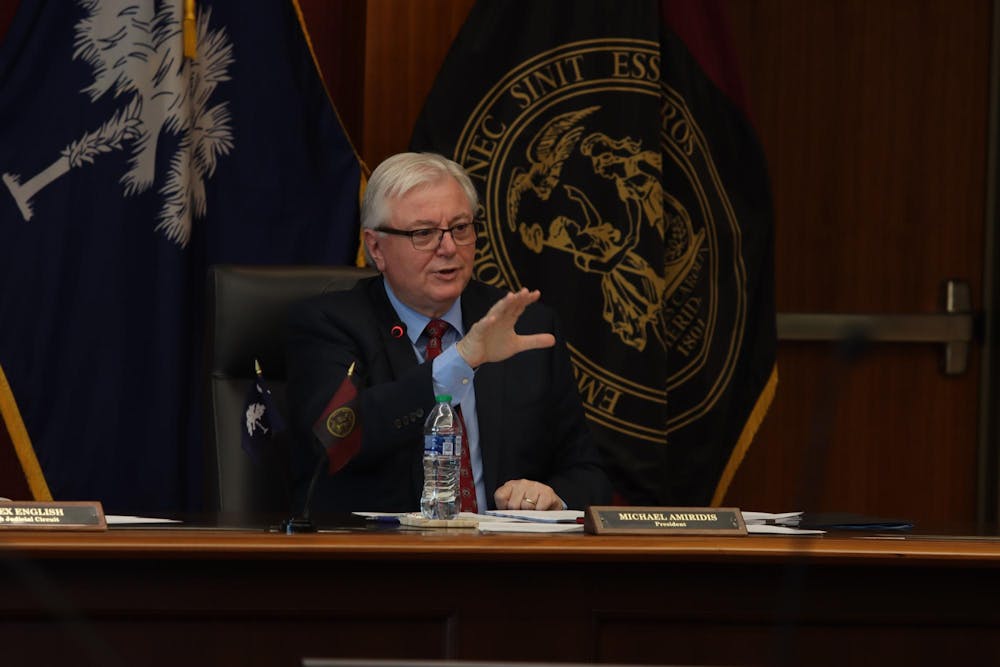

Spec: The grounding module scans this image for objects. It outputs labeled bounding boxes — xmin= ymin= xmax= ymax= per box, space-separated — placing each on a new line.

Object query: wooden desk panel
xmin=2 ymin=529 xmax=1000 ymax=667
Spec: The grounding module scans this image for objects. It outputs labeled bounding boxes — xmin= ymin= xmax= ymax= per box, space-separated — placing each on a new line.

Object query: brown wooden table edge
xmin=3 ymin=529 xmax=1000 ymax=566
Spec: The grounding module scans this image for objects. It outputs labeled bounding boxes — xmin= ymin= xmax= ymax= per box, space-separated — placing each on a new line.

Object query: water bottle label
xmin=424 ymin=434 xmax=461 ymax=456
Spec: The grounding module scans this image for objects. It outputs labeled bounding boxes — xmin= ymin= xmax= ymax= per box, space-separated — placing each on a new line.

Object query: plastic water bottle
xmin=421 ymin=394 xmax=463 ymax=520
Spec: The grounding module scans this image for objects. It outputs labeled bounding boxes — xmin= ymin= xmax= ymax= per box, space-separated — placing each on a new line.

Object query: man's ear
xmin=364 ymin=229 xmax=385 ymax=271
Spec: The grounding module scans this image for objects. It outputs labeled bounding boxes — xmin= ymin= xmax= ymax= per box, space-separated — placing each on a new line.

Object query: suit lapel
xmin=365 ymin=277 xmax=420 ymax=376
xmin=363 ymin=276 xmax=426 ymax=499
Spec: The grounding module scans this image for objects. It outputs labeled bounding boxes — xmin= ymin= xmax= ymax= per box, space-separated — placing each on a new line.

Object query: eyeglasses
xmin=375 ymin=221 xmax=480 ymax=251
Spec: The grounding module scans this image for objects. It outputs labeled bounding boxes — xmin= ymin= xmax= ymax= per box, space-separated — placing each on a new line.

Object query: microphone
xmin=390 ymin=323 xmax=406 ymax=339
xmin=279 ymin=449 xmax=327 ymax=534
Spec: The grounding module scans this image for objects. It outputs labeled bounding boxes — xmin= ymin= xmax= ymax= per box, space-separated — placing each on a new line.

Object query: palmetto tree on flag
xmin=2 ymin=0 xmax=234 ymax=247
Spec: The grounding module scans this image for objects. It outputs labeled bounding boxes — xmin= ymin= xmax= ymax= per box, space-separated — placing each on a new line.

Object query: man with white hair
xmin=287 ymin=152 xmax=611 ymax=514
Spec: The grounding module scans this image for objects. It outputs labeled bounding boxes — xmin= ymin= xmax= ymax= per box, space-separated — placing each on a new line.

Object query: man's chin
xmin=432 ymin=284 xmax=465 ymax=301
xmin=428 ymin=278 xmax=468 ymax=304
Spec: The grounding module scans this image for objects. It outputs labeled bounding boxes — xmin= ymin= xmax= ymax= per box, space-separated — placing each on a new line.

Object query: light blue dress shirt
xmin=383 ymin=282 xmax=486 ymax=511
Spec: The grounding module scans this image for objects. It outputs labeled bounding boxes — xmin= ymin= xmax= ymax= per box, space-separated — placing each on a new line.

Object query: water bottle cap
xmin=435 ymin=394 xmax=452 ymax=403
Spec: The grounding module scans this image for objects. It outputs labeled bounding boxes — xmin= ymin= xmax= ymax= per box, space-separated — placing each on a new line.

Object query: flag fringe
xmin=183 ymin=0 xmax=197 ymax=59
xmin=0 ymin=366 xmax=53 ymax=501
xmin=710 ymin=363 xmax=778 ymax=506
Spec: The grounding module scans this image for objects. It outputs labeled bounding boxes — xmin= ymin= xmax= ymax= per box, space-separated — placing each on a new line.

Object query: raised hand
xmin=455 ymin=288 xmax=555 ymax=368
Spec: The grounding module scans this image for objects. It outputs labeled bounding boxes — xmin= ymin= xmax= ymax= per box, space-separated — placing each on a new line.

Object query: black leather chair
xmin=204 ymin=264 xmax=376 ymax=513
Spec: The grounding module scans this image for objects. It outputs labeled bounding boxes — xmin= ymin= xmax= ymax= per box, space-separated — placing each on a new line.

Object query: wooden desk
xmin=2 ymin=527 xmax=1000 ymax=667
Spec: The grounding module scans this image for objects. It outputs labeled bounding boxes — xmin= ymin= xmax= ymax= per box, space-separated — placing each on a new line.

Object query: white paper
xmin=747 ymin=523 xmax=824 ymax=535
xmin=483 ymin=509 xmax=584 ymax=523
xmin=742 ymin=511 xmax=803 ymax=526
xmin=478 ymin=521 xmax=583 ymax=533
xmin=106 ymin=515 xmax=181 ymax=525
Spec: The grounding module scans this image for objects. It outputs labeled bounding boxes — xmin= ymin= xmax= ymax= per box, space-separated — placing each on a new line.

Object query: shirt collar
xmin=382 ymin=280 xmax=464 ymax=346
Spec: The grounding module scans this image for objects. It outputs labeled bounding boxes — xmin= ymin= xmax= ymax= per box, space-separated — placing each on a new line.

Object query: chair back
xmin=205 ymin=264 xmax=376 ymax=513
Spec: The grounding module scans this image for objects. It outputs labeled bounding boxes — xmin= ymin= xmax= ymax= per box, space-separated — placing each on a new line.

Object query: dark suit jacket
xmin=286 ymin=275 xmax=611 ymax=513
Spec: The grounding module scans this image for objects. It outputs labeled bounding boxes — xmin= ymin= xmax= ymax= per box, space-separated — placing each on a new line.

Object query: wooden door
xmin=723 ymin=0 xmax=992 ymax=525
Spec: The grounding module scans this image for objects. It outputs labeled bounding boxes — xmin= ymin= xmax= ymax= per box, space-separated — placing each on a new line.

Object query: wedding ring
xmin=524 ymin=497 xmax=537 ymax=505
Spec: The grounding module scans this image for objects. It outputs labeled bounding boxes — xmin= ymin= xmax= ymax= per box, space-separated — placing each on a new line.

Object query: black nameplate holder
xmin=0 ymin=501 xmax=107 ymax=531
xmin=584 ymin=506 xmax=747 ymax=536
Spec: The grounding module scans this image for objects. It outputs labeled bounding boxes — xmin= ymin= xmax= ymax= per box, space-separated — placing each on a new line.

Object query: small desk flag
xmin=312 ymin=362 xmax=361 ymax=474
xmin=241 ymin=360 xmax=287 ymax=464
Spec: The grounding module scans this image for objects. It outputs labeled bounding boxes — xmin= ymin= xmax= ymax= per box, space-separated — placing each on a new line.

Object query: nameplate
xmin=584 ymin=506 xmax=747 ymax=536
xmin=0 ymin=501 xmax=107 ymax=530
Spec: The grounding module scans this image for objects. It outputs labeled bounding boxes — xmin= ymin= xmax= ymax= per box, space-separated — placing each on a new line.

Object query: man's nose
xmin=436 ymin=229 xmax=458 ymax=253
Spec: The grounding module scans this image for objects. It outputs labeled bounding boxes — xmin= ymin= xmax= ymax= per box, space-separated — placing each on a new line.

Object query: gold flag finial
xmin=183 ymin=0 xmax=197 ymax=59
xmin=253 ymin=358 xmax=263 ymax=378
xmin=347 ymin=361 xmax=356 ymax=378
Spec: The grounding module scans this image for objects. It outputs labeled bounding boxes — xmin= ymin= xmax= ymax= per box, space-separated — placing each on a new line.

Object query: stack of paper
xmin=352 ymin=510 xmax=583 ymax=533
xmin=478 ymin=509 xmax=584 ymax=533
xmin=742 ymin=511 xmax=824 ymax=535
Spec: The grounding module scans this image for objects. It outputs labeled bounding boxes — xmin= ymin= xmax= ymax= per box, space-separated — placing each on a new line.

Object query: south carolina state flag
xmin=0 ymin=1 xmax=362 ymax=511
xmin=241 ymin=360 xmax=287 ymax=464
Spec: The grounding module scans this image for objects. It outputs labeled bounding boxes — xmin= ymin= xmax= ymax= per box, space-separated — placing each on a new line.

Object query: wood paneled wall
xmin=727 ymin=0 xmax=990 ymax=315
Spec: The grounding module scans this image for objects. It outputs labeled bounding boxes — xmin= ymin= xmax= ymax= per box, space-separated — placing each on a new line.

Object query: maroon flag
xmin=311 ymin=363 xmax=361 ymax=473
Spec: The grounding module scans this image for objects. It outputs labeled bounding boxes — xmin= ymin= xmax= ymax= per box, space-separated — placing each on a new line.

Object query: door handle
xmin=776 ymin=280 xmax=974 ymax=375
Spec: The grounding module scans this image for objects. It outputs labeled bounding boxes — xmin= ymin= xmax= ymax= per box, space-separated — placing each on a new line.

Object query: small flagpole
xmin=183 ymin=0 xmax=197 ymax=59
xmin=282 ymin=361 xmax=358 ymax=534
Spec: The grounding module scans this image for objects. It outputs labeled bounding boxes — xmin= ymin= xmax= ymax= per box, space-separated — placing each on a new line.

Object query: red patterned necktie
xmin=423 ymin=319 xmax=478 ymax=513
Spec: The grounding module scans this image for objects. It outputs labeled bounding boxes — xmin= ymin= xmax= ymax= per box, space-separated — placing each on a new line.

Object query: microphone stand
xmin=769 ymin=328 xmax=870 ymax=667
xmin=279 ymin=450 xmax=328 ymax=534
